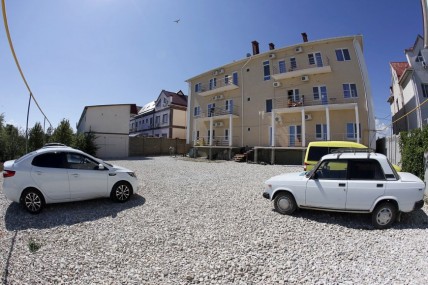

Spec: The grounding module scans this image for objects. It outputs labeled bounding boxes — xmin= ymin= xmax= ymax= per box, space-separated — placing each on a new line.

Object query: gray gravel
xmin=1 ymin=156 xmax=428 ymax=284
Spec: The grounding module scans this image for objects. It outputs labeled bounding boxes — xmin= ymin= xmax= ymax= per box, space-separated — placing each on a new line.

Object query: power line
xmin=1 ymin=0 xmax=52 ymax=128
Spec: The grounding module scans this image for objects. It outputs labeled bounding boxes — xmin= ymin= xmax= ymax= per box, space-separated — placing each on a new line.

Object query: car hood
xmin=109 ymin=165 xmax=133 ymax=173
xmin=266 ymin=171 xmax=308 ymax=184
xmin=398 ymin=172 xmax=424 ymax=183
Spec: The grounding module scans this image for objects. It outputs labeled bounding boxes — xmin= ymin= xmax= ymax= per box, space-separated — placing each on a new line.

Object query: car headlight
xmin=127 ymin=172 xmax=137 ymax=178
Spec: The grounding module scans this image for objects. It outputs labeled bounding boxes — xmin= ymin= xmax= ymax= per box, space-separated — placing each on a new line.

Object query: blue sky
xmin=0 ymin=0 xmax=423 ymax=136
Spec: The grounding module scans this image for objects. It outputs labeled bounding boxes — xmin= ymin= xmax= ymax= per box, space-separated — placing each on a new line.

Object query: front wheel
xmin=372 ymin=202 xmax=397 ymax=229
xmin=110 ymin=182 xmax=132 ymax=203
xmin=21 ymin=189 xmax=44 ymax=214
xmin=274 ymin=192 xmax=297 ymax=215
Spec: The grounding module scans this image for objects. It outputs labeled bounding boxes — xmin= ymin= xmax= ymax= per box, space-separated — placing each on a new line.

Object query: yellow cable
xmin=1 ymin=0 xmax=52 ymax=127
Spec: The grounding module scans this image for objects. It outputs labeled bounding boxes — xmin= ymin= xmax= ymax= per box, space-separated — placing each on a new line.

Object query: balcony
xmin=272 ymin=95 xmax=358 ymax=112
xmin=197 ymin=80 xmax=239 ymax=97
xmin=271 ymin=56 xmax=331 ymax=81
xmin=272 ymin=133 xmax=362 ymax=148
xmin=194 ymin=105 xmax=240 ymax=121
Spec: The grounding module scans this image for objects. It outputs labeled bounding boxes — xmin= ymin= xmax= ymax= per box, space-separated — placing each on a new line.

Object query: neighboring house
xmin=130 ymin=90 xmax=188 ymax=139
xmin=388 ymin=35 xmax=428 ymax=134
xmin=186 ymin=34 xmax=376 ymax=163
xmin=77 ymin=104 xmax=138 ymax=158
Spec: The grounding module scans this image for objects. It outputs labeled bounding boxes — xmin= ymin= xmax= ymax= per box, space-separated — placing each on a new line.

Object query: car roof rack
xmin=330 ymin=148 xmax=375 ymax=159
xmin=43 ymin=143 xmax=68 ymax=148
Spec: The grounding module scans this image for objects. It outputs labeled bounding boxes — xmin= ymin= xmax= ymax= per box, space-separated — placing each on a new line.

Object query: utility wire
xmin=1 ymin=0 xmax=52 ymax=128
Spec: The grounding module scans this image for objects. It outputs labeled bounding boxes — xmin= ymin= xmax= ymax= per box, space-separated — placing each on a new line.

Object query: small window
xmin=315 ymin=160 xmax=348 ymax=180
xmin=232 ymin=72 xmax=239 ymax=85
xmin=279 ymin=60 xmax=286 ymax=73
xmin=194 ymin=106 xmax=200 ymax=116
xmin=343 ymin=83 xmax=358 ymax=98
xmin=263 ymin=60 xmax=270 ymax=80
xmin=66 ymin=153 xmax=99 ymax=170
xmin=348 ymin=160 xmax=385 ymax=180
xmin=335 ymin=49 xmax=351 ymax=61
xmin=416 ymin=51 xmax=424 ymax=63
xmin=162 ymin=114 xmax=168 ymax=124
xmin=194 ymin=83 xmax=201 ymax=93
xmin=346 ymin=123 xmax=361 ymax=139
xmin=209 ymin=78 xmax=216 ymax=90
xmin=422 ymin=84 xmax=428 ymax=97
xmin=266 ymin=99 xmax=273 ymax=113
xmin=32 ymin=152 xmax=65 ymax=168
xmin=290 ymin=58 xmax=297 ymax=70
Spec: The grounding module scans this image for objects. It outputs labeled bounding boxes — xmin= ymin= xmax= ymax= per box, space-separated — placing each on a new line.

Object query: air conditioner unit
xmin=275 ymin=116 xmax=282 ymax=124
xmin=273 ymin=81 xmax=281 ymax=87
xmin=213 ymin=94 xmax=224 ymax=100
xmin=295 ymin=46 xmax=303 ymax=53
xmin=219 ymin=68 xmax=225 ymax=74
xmin=305 ymin=114 xmax=312 ymax=121
xmin=301 ymin=75 xmax=309 ymax=81
xmin=269 ymin=53 xmax=276 ymax=59
xmin=213 ymin=122 xmax=223 ymax=127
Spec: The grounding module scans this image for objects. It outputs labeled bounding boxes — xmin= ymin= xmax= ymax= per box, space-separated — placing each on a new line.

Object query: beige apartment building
xmin=186 ymin=34 xmax=375 ymax=164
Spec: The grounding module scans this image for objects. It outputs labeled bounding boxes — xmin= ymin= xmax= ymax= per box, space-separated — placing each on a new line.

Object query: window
xmin=313 ymin=86 xmax=327 ymax=103
xmin=422 ymin=84 xmax=428 ymax=97
xmin=225 ymin=129 xmax=229 ymax=141
xmin=266 ymin=99 xmax=272 ymax=113
xmin=316 ymin=124 xmax=327 ymax=140
xmin=343 ymin=83 xmax=358 ymax=98
xmin=348 ymin=160 xmax=385 ymax=180
xmin=308 ymin=52 xmax=323 ymax=67
xmin=315 ymin=160 xmax=347 ymax=180
xmin=232 ymin=72 xmax=238 ymax=85
xmin=288 ymin=89 xmax=300 ymax=102
xmin=346 ymin=123 xmax=361 ymax=139
xmin=208 ymin=103 xmax=215 ymax=117
xmin=290 ymin=57 xmax=297 ymax=70
xmin=155 ymin=116 xmax=160 ymax=125
xmin=194 ymin=106 xmax=200 ymax=117
xmin=209 ymin=78 xmax=216 ymax=90
xmin=66 ymin=153 xmax=99 ymax=170
xmin=32 ymin=152 xmax=65 ymax=168
xmin=335 ymin=49 xmax=351 ymax=61
xmin=224 ymin=75 xmax=229 ymax=85
xmin=194 ymin=83 xmax=201 ymax=92
xmin=279 ymin=60 xmax=286 ymax=73
xmin=416 ymin=51 xmax=424 ymax=63
xmin=162 ymin=114 xmax=168 ymax=124
xmin=225 ymin=99 xmax=233 ymax=113
xmin=263 ymin=60 xmax=270 ymax=80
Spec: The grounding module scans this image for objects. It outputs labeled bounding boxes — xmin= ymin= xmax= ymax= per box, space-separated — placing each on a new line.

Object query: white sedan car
xmin=2 ymin=145 xmax=138 ymax=214
xmin=263 ymin=150 xmax=425 ymax=229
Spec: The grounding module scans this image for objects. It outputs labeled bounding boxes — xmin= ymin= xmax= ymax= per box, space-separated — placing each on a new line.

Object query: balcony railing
xmin=197 ymin=79 xmax=239 ymax=97
xmin=273 ymin=95 xmax=358 ymax=109
xmin=193 ymin=136 xmax=238 ymax=146
xmin=273 ymin=133 xmax=362 ymax=147
xmin=194 ymin=105 xmax=240 ymax=119
xmin=271 ymin=56 xmax=331 ymax=81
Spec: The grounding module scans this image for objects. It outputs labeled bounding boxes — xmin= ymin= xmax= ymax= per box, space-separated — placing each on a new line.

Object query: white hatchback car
xmin=263 ymin=150 xmax=425 ymax=229
xmin=2 ymin=145 xmax=138 ymax=214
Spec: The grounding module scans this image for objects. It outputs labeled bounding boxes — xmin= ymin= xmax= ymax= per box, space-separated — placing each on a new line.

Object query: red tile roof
xmin=390 ymin=62 xmax=409 ymax=80
xmin=162 ymin=90 xmax=188 ymax=107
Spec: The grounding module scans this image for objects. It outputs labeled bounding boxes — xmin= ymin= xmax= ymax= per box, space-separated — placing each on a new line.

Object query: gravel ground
xmin=1 ymin=156 xmax=428 ymax=284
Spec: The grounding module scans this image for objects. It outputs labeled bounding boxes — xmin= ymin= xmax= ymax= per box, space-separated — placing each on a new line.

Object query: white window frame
xmin=263 ymin=60 xmax=271 ymax=80
xmin=336 ymin=48 xmax=351 ymax=61
xmin=343 ymin=83 xmax=358 ymax=98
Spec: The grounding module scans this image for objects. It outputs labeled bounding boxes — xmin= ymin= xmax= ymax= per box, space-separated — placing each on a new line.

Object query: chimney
xmin=252 ymin=40 xmax=260 ymax=55
xmin=269 ymin=43 xmax=275 ymax=50
xmin=301 ymin=32 xmax=308 ymax=42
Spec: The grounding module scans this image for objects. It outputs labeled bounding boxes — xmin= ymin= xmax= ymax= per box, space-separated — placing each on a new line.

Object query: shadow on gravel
xmin=275 ymin=208 xmax=428 ymax=230
xmin=106 ymin=156 xmax=154 ymax=161
xmin=4 ymin=194 xmax=146 ymax=231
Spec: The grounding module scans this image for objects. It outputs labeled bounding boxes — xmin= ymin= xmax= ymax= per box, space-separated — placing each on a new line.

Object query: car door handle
xmin=35 ymin=171 xmax=43 ymax=175
xmin=109 ymin=173 xmax=116 ymax=176
xmin=377 ymin=184 xmax=383 ymax=188
xmin=71 ymin=174 xmax=79 ymax=177
xmin=339 ymin=183 xmax=346 ymax=187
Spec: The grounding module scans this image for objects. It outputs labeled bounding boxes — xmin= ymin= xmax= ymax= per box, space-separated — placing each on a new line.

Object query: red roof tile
xmin=390 ymin=62 xmax=409 ymax=80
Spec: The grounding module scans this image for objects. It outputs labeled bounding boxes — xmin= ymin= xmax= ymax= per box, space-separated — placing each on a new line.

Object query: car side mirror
xmin=311 ymin=172 xmax=318 ymax=180
xmin=98 ymin=164 xmax=105 ymax=170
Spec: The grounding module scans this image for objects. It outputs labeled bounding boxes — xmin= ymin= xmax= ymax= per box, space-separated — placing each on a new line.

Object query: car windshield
xmin=306 ymin=159 xmax=322 ymax=177
xmin=15 ymin=151 xmax=36 ymax=164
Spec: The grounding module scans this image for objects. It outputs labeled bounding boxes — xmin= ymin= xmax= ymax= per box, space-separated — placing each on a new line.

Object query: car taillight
xmin=3 ymin=170 xmax=15 ymax=178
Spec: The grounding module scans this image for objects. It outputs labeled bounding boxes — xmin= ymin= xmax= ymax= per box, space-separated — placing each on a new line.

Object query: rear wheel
xmin=372 ymin=202 xmax=397 ymax=229
xmin=21 ymin=189 xmax=44 ymax=214
xmin=110 ymin=182 xmax=132 ymax=203
xmin=274 ymin=192 xmax=297 ymax=215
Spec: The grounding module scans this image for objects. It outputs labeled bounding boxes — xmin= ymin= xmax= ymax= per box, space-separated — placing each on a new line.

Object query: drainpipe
xmin=240 ymin=57 xmax=253 ymax=146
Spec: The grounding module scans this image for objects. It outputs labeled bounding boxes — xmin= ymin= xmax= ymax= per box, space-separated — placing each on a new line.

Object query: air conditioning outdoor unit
xmin=219 ymin=68 xmax=225 ymax=74
xmin=301 ymin=75 xmax=309 ymax=81
xmin=269 ymin=53 xmax=276 ymax=59
xmin=305 ymin=114 xmax=312 ymax=121
xmin=273 ymin=81 xmax=281 ymax=87
xmin=295 ymin=46 xmax=303 ymax=53
xmin=213 ymin=70 xmax=219 ymax=76
xmin=213 ymin=122 xmax=224 ymax=127
xmin=213 ymin=94 xmax=224 ymax=100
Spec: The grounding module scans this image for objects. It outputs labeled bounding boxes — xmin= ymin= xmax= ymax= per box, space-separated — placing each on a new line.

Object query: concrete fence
xmin=129 ymin=137 xmax=191 ymax=157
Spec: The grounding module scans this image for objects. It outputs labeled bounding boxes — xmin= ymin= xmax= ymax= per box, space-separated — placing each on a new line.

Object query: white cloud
xmin=375 ymin=119 xmax=392 ymax=139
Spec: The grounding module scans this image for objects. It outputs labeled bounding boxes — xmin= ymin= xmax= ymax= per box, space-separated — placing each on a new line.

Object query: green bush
xmin=399 ymin=126 xmax=428 ymax=180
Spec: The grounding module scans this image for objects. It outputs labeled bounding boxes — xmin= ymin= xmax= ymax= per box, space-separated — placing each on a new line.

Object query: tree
xmin=50 ymin=119 xmax=74 ymax=146
xmin=28 ymin=122 xmax=45 ymax=151
xmin=2 ymin=124 xmax=26 ymax=160
xmin=72 ymin=131 xmax=98 ymax=156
